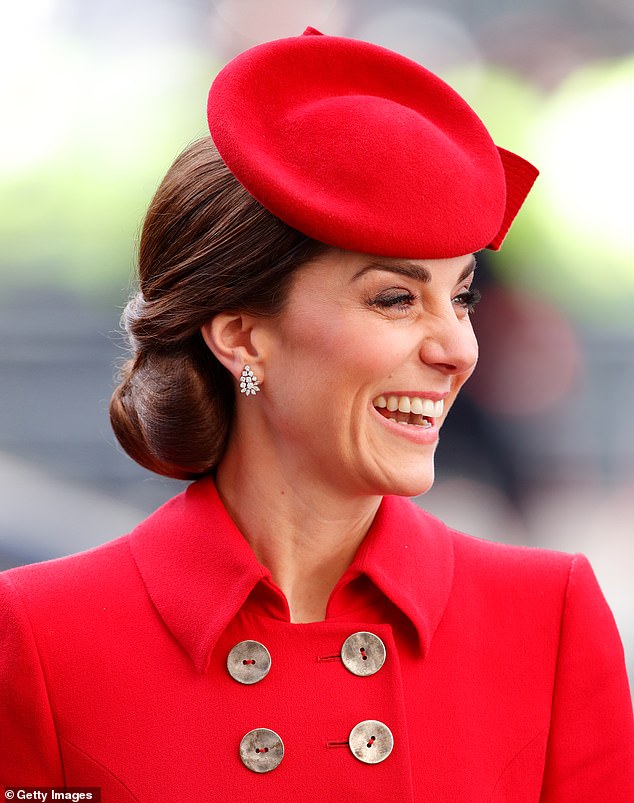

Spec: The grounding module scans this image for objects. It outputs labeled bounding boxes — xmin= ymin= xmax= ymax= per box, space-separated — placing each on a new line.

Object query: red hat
xmin=207 ymin=28 xmax=538 ymax=258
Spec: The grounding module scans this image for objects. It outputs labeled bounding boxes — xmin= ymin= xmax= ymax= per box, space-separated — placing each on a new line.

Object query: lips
xmin=372 ymin=395 xmax=444 ymax=428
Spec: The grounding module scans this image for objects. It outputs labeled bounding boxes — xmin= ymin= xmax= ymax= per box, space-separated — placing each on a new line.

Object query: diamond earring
xmin=239 ymin=365 xmax=260 ymax=396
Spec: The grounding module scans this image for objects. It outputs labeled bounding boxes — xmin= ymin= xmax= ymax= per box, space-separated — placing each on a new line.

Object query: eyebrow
xmin=352 ymin=255 xmax=477 ymax=284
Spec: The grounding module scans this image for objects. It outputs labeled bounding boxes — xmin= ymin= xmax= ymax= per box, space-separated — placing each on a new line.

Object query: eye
xmin=453 ymin=286 xmax=481 ymax=314
xmin=369 ymin=290 xmax=416 ymax=311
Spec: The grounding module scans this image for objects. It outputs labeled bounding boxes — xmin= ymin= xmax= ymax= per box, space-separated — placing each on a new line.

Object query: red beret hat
xmin=207 ymin=27 xmax=538 ymax=258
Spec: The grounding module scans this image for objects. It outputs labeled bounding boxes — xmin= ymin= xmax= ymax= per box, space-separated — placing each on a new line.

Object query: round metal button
xmin=341 ymin=632 xmax=386 ymax=676
xmin=227 ymin=640 xmax=271 ymax=684
xmin=348 ymin=720 xmax=394 ymax=764
xmin=239 ymin=728 xmax=284 ymax=773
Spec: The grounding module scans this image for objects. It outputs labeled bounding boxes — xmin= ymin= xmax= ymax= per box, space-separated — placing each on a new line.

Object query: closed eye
xmin=370 ymin=291 xmax=416 ymax=309
xmin=453 ymin=287 xmax=481 ymax=314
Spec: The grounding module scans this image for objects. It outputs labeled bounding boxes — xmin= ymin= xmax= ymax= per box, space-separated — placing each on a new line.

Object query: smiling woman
xmin=1 ymin=27 xmax=633 ymax=802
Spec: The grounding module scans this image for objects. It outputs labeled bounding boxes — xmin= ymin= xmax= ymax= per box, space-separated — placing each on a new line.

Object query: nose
xmin=418 ymin=310 xmax=478 ymax=376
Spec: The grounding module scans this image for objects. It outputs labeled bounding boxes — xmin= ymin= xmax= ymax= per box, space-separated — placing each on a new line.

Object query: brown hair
xmin=109 ymin=137 xmax=328 ymax=479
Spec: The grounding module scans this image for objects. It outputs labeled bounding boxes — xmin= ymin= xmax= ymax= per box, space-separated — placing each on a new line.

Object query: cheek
xmin=445 ymin=344 xmax=478 ymax=414
xmin=463 ymin=332 xmax=479 ymax=382
xmin=277 ymin=310 xmax=392 ymax=380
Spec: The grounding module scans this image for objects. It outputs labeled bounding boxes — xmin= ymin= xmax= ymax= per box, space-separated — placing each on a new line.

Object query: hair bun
xmin=110 ymin=342 xmax=232 ymax=480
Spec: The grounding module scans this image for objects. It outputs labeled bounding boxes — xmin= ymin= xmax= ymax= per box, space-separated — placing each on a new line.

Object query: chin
xmin=373 ymin=464 xmax=436 ymax=499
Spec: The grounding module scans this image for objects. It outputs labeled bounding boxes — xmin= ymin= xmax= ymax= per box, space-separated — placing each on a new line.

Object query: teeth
xmin=373 ymin=395 xmax=444 ymax=418
xmin=421 ymin=399 xmax=435 ymax=417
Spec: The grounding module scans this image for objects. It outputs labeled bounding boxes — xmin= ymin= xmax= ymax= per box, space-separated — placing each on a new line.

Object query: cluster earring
xmin=239 ymin=365 xmax=260 ymax=396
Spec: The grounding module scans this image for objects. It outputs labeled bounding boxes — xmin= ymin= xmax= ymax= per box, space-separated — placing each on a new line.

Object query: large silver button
xmin=348 ymin=720 xmax=394 ymax=764
xmin=341 ymin=632 xmax=386 ymax=676
xmin=227 ymin=640 xmax=271 ymax=684
xmin=239 ymin=728 xmax=284 ymax=772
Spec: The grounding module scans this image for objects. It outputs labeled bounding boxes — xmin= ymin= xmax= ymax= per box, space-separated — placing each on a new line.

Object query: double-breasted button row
xmin=227 ymin=632 xmax=386 ymax=684
xmin=239 ymin=721 xmax=394 ymax=772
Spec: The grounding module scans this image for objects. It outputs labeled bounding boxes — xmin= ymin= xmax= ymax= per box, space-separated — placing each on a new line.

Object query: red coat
xmin=2 ymin=478 xmax=633 ymax=801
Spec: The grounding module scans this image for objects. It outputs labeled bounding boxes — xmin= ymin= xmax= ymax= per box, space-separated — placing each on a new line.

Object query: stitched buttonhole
xmin=367 ymin=736 xmax=376 ymax=748
xmin=255 ymin=747 xmax=269 ymax=753
xmin=243 ymin=659 xmax=256 ymax=665
xmin=359 ymin=647 xmax=368 ymax=661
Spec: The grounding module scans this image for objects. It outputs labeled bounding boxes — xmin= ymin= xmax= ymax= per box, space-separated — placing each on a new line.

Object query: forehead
xmin=291 ymin=249 xmax=476 ymax=291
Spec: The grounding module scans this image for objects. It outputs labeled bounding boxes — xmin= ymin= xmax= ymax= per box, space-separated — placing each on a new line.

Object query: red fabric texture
xmin=1 ymin=478 xmax=633 ymax=800
xmin=207 ymin=29 xmax=539 ymax=258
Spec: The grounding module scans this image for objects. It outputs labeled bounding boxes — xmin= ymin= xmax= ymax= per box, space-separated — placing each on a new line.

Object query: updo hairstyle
xmin=110 ymin=137 xmax=328 ymax=480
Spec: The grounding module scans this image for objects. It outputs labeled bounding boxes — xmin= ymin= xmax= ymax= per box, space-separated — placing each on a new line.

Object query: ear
xmin=200 ymin=312 xmax=262 ymax=380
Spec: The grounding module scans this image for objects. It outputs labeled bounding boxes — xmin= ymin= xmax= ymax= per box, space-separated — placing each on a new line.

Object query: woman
xmin=2 ymin=28 xmax=633 ymax=802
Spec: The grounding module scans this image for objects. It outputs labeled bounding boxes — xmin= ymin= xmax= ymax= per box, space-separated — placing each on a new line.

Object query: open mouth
xmin=372 ymin=395 xmax=444 ymax=428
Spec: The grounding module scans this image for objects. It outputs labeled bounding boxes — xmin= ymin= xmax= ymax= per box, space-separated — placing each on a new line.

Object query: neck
xmin=215 ymin=444 xmax=381 ymax=623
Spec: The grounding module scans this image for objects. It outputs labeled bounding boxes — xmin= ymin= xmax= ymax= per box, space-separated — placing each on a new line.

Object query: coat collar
xmin=129 ymin=477 xmax=454 ymax=673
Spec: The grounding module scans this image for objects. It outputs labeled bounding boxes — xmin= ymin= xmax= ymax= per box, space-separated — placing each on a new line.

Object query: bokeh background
xmin=1 ymin=0 xmax=633 ymax=687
